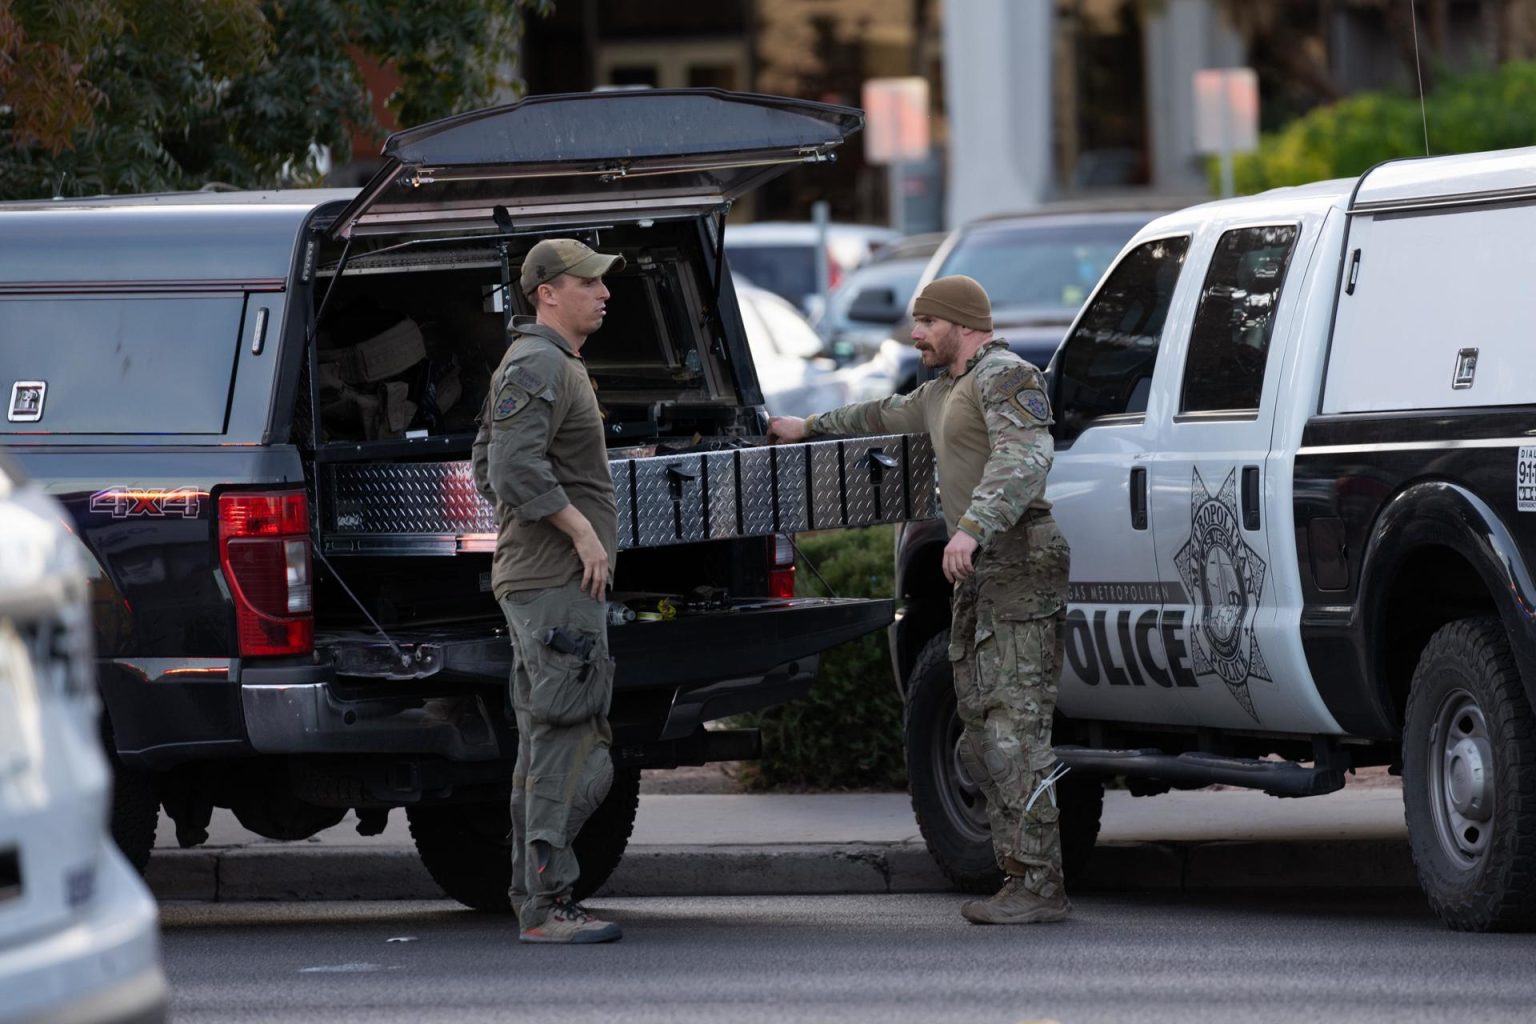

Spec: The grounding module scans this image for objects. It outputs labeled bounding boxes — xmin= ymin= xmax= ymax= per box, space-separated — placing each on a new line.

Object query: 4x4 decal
xmin=1174 ymin=467 xmax=1270 ymax=721
xmin=89 ymin=487 xmax=205 ymax=519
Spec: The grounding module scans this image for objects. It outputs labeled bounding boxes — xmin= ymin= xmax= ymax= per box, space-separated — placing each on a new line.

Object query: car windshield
xmin=936 ymin=220 xmax=1146 ymax=316
xmin=727 ymin=246 xmax=814 ymax=305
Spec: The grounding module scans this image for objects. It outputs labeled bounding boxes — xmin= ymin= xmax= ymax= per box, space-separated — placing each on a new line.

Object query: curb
xmin=145 ymin=839 xmax=1419 ymax=903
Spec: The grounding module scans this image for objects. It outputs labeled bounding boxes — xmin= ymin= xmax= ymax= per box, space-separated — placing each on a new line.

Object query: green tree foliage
xmin=1230 ymin=60 xmax=1536 ymax=194
xmin=736 ymin=526 xmax=908 ymax=792
xmin=0 ymin=0 xmax=550 ymax=198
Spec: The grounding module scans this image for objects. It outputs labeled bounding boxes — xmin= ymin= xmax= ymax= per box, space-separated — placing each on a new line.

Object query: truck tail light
xmin=769 ymin=533 xmax=796 ymax=599
xmin=218 ymin=491 xmax=313 ymax=656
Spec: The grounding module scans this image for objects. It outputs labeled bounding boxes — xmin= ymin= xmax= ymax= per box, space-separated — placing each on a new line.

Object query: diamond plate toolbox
xmin=319 ymin=433 xmax=937 ymax=554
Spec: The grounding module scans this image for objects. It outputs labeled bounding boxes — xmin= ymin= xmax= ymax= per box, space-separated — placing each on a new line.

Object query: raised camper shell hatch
xmin=328 ymin=89 xmax=865 ymax=238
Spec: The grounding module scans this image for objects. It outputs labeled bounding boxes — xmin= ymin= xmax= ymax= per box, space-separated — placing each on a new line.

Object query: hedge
xmin=733 ymin=525 xmax=909 ymax=791
xmin=1228 ymin=60 xmax=1536 ymax=195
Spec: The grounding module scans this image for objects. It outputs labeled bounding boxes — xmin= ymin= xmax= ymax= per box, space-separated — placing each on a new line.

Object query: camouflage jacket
xmin=805 ymin=339 xmax=1053 ymax=544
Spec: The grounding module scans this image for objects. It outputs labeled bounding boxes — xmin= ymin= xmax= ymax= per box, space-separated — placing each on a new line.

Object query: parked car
xmin=839 ymin=206 xmax=1170 ymax=398
xmin=0 ymin=90 xmax=912 ymax=912
xmin=808 ymin=233 xmax=947 ymax=366
xmin=725 ymin=220 xmax=901 ymax=313
xmin=737 ymin=281 xmax=850 ymax=418
xmin=895 ymin=151 xmax=1536 ymax=932
xmin=0 ymin=449 xmax=168 ymax=1024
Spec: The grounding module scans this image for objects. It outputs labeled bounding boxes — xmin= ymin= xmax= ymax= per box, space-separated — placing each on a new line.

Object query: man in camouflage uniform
xmin=472 ymin=238 xmax=625 ymax=944
xmin=768 ymin=275 xmax=1072 ymax=924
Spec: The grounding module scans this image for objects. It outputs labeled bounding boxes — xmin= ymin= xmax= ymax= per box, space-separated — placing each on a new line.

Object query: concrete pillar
xmin=941 ymin=0 xmax=1053 ymax=226
xmin=1142 ymin=0 xmax=1244 ymax=194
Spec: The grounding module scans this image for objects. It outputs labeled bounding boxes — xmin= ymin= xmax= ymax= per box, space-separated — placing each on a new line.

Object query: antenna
xmin=1409 ymin=0 xmax=1431 ymax=156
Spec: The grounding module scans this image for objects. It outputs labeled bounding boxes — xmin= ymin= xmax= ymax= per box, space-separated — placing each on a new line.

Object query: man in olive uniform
xmin=768 ymin=275 xmax=1072 ymax=924
xmin=472 ymin=238 xmax=624 ymax=943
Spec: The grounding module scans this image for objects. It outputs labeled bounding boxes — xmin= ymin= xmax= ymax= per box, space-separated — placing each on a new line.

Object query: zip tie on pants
xmin=1024 ymin=762 xmax=1072 ymax=814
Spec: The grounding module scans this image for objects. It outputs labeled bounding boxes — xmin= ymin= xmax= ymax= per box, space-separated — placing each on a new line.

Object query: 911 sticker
xmin=1520 ymin=447 xmax=1536 ymax=512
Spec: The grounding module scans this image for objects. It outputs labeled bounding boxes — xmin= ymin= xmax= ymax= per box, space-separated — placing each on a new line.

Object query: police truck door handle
xmin=1129 ymin=467 xmax=1148 ymax=530
xmin=1241 ymin=465 xmax=1261 ymax=531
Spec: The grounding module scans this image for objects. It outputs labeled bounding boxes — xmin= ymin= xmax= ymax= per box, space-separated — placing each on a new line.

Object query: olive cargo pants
xmin=949 ymin=514 xmax=1071 ymax=898
xmin=498 ymin=581 xmax=615 ymax=927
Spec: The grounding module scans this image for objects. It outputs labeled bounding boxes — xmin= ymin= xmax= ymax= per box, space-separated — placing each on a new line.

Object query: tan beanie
xmin=911 ymin=275 xmax=993 ymax=332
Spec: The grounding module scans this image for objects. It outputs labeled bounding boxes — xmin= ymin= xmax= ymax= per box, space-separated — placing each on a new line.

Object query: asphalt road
xmin=159 ymin=891 xmax=1534 ymax=1024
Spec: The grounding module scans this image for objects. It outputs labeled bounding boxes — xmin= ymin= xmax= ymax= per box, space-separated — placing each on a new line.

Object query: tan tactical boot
xmin=518 ymin=898 xmax=623 ymax=944
xmin=960 ymin=877 xmax=1071 ymax=925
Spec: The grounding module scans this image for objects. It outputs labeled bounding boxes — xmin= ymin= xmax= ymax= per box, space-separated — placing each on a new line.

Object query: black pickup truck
xmin=0 ymin=90 xmax=931 ymax=909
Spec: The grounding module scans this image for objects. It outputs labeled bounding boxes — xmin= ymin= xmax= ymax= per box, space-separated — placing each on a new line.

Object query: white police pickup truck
xmin=893 ymin=148 xmax=1536 ymax=932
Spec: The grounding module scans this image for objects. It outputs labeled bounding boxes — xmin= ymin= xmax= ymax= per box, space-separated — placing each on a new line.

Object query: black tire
xmin=104 ymin=729 xmax=159 ymax=874
xmin=904 ymin=631 xmax=1103 ymax=893
xmin=1402 ymin=617 xmax=1536 ymax=931
xmin=407 ymin=764 xmax=641 ymax=912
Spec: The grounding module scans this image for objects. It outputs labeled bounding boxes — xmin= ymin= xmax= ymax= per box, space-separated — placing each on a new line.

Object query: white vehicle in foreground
xmin=0 ymin=449 xmax=167 ymax=1024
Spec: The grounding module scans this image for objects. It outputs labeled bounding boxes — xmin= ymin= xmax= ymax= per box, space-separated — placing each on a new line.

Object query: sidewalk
xmin=145 ymin=785 xmax=1417 ymax=902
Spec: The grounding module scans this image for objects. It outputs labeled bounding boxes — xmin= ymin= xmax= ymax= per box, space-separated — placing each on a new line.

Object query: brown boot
xmin=960 ymin=877 xmax=1071 ymax=925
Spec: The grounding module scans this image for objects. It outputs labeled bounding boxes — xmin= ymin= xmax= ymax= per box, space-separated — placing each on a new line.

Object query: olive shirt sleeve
xmin=484 ymin=343 xmax=570 ymax=521
xmin=803 ymin=381 xmax=933 ymax=437
xmin=955 ymin=359 xmax=1054 ymax=546
xmin=470 ymin=411 xmax=497 ymax=506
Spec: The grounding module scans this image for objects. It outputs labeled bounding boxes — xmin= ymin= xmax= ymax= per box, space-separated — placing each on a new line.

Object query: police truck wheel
xmin=1402 ymin=617 xmax=1536 ymax=931
xmin=407 ymin=763 xmax=641 ymax=912
xmin=905 ymin=632 xmax=1103 ymax=894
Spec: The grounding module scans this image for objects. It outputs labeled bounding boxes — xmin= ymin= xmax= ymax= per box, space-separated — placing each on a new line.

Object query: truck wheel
xmin=1403 ymin=617 xmax=1536 ymax=931
xmin=407 ymin=764 xmax=641 ymax=912
xmin=102 ymin=718 xmax=158 ymax=874
xmin=905 ymin=631 xmax=1103 ymax=894
xmin=110 ymin=759 xmax=160 ymax=874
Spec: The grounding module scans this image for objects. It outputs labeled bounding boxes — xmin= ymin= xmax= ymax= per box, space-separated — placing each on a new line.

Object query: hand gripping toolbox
xmin=317 ymin=434 xmax=939 ymax=556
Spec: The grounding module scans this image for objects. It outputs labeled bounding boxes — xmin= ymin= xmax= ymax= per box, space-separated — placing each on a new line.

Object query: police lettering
xmin=1065 ymin=607 xmax=1199 ymax=688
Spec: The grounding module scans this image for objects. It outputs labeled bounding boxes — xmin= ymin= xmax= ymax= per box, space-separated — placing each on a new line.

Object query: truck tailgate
xmin=317 ymin=597 xmax=894 ymax=689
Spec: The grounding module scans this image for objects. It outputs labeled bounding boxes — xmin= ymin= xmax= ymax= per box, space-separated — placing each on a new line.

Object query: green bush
xmin=1227 ymin=60 xmax=1536 ymax=195
xmin=734 ymin=525 xmax=908 ymax=792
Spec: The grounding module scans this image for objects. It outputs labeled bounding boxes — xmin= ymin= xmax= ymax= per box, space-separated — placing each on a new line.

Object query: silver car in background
xmin=839 ymin=205 xmax=1172 ymax=399
xmin=0 ymin=450 xmax=167 ymax=1024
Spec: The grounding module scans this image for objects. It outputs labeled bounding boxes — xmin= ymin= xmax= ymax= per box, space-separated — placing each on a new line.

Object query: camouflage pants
xmin=949 ymin=515 xmax=1070 ymax=898
xmin=498 ymin=581 xmax=615 ymax=927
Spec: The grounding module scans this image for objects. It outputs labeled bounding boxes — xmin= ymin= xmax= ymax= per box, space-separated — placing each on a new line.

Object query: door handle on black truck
xmin=1130 ymin=467 xmax=1148 ymax=530
xmin=1241 ymin=465 xmax=1261 ymax=530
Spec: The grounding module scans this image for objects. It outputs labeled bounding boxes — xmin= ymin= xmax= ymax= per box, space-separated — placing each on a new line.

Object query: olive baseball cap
xmin=519 ymin=238 xmax=626 ymax=296
xmin=912 ymin=275 xmax=993 ymax=332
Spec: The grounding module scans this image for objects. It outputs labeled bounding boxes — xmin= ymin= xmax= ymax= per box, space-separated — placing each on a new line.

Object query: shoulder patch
xmin=980 ymin=361 xmax=1050 ymax=426
xmin=492 ymin=381 xmax=533 ymax=421
xmin=1011 ymin=386 xmax=1051 ymax=426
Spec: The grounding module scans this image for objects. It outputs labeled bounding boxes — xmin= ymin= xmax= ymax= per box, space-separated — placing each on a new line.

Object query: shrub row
xmin=1229 ymin=60 xmax=1536 ymax=194
xmin=734 ymin=525 xmax=909 ymax=792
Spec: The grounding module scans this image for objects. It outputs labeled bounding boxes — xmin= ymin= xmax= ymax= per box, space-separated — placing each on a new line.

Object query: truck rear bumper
xmin=241 ymin=682 xmax=506 ymax=761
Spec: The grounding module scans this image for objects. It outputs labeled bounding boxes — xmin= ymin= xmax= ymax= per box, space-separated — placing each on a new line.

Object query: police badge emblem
xmin=1016 ymin=387 xmax=1050 ymax=425
xmin=1173 ymin=467 xmax=1271 ymax=721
